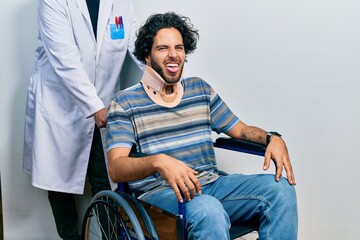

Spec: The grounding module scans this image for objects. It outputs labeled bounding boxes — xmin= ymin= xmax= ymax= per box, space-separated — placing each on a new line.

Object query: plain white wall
xmin=1 ymin=0 xmax=360 ymax=239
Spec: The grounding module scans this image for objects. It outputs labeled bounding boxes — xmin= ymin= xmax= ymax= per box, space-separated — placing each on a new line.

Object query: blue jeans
xmin=140 ymin=174 xmax=298 ymax=240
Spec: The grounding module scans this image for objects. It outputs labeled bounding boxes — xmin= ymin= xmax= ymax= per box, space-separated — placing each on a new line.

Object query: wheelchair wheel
xmin=81 ymin=190 xmax=146 ymax=240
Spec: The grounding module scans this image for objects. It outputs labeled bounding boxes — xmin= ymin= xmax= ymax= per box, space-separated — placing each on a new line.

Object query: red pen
xmin=115 ymin=16 xmax=120 ymax=29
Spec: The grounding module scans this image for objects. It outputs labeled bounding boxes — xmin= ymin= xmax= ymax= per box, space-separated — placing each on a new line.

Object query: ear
xmin=145 ymin=55 xmax=151 ymax=65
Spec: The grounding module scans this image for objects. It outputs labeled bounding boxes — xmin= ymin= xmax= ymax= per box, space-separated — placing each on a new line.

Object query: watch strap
xmin=266 ymin=131 xmax=282 ymax=145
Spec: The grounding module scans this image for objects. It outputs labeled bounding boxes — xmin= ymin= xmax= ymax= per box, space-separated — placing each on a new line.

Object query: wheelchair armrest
xmin=214 ymin=137 xmax=266 ymax=156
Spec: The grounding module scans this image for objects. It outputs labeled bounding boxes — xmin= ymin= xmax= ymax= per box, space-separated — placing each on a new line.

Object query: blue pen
xmin=120 ymin=16 xmax=123 ymax=28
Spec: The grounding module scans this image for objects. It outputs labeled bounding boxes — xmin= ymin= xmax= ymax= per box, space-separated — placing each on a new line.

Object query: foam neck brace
xmin=141 ymin=66 xmax=184 ymax=108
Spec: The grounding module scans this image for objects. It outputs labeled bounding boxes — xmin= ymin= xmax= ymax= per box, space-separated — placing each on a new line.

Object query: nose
xmin=168 ymin=47 xmax=178 ymax=58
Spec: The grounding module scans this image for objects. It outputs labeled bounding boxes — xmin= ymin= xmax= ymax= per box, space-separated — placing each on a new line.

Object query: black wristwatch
xmin=266 ymin=131 xmax=282 ymax=145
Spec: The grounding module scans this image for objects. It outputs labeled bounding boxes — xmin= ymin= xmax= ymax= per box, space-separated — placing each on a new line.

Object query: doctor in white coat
xmin=23 ymin=0 xmax=142 ymax=238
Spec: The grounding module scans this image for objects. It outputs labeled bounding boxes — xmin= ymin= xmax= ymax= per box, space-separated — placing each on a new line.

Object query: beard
xmin=150 ymin=57 xmax=184 ymax=85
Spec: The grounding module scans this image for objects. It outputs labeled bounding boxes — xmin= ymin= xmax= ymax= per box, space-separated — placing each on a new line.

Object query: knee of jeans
xmin=269 ymin=177 xmax=297 ymax=207
xmin=186 ymin=194 xmax=230 ymax=228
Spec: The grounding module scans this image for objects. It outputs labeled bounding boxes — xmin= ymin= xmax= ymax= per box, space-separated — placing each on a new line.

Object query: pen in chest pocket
xmin=111 ymin=16 xmax=125 ymax=40
xmin=115 ymin=16 xmax=123 ymax=29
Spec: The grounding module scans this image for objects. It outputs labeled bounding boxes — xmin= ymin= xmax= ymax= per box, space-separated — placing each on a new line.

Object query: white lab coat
xmin=23 ymin=0 xmax=142 ymax=194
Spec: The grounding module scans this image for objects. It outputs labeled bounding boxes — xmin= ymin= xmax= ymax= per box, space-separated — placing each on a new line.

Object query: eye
xmin=157 ymin=45 xmax=168 ymax=51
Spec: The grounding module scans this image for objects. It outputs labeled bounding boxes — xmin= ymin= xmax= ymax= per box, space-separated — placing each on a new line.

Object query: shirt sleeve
xmin=209 ymin=87 xmax=240 ymax=134
xmin=106 ymin=99 xmax=135 ymax=152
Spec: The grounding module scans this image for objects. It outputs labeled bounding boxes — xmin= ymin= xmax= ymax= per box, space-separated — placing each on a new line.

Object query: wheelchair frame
xmin=81 ymin=137 xmax=266 ymax=240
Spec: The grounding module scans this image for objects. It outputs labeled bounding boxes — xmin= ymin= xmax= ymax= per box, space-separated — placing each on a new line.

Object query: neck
xmin=165 ymin=85 xmax=174 ymax=94
xmin=141 ymin=66 xmax=184 ymax=107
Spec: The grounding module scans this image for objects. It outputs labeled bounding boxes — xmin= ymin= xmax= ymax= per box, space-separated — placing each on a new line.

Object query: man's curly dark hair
xmin=134 ymin=12 xmax=199 ymax=64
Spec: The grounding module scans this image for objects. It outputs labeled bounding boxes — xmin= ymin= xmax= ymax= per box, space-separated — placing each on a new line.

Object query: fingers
xmin=188 ymin=172 xmax=202 ymax=196
xmin=169 ymin=170 xmax=201 ymax=203
xmin=275 ymin=161 xmax=284 ymax=182
xmin=170 ymin=181 xmax=199 ymax=203
xmin=170 ymin=183 xmax=184 ymax=203
xmin=264 ymin=146 xmax=296 ymax=185
xmin=96 ymin=120 xmax=106 ymax=128
xmin=180 ymin=174 xmax=201 ymax=202
xmin=276 ymin=154 xmax=296 ymax=185
xmin=158 ymin=156 xmax=203 ymax=202
xmin=284 ymin=160 xmax=296 ymax=185
xmin=263 ymin=152 xmax=271 ymax=171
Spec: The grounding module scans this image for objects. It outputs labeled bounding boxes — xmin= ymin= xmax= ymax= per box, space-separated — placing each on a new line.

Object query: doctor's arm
xmin=226 ymin=121 xmax=296 ymax=185
xmin=39 ymin=0 xmax=105 ymax=118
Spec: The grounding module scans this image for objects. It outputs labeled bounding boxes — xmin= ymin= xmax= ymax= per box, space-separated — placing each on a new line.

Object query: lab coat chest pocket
xmin=40 ymin=79 xmax=80 ymax=126
xmin=103 ymin=22 xmax=127 ymax=53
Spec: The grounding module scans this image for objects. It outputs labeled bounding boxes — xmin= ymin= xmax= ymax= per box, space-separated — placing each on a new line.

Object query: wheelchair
xmin=81 ymin=137 xmax=265 ymax=240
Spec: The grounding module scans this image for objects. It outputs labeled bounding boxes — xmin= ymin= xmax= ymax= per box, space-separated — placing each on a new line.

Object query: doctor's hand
xmin=154 ymin=154 xmax=202 ymax=203
xmin=94 ymin=108 xmax=107 ymax=128
xmin=263 ymin=136 xmax=296 ymax=185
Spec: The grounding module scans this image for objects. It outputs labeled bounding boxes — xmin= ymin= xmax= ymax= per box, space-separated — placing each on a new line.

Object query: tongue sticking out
xmin=166 ymin=64 xmax=179 ymax=73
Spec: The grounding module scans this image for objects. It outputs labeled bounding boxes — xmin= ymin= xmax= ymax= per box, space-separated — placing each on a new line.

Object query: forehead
xmin=153 ymin=27 xmax=183 ymax=45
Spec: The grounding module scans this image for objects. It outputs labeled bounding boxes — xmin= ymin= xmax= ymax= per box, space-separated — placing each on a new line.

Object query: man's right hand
xmin=154 ymin=154 xmax=202 ymax=203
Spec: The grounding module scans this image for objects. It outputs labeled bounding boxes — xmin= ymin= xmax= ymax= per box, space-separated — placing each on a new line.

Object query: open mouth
xmin=165 ymin=63 xmax=180 ymax=73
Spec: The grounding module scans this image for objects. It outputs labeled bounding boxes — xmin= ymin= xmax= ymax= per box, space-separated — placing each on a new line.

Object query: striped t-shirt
xmin=106 ymin=77 xmax=240 ymax=195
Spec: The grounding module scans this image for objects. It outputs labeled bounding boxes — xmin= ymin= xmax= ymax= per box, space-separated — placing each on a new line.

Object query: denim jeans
xmin=140 ymin=173 xmax=298 ymax=240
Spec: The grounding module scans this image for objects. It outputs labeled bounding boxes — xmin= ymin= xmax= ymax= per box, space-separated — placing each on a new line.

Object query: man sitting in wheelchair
xmin=106 ymin=12 xmax=298 ymax=240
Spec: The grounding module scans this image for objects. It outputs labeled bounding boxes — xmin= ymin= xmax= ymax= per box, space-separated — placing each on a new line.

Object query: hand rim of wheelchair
xmin=81 ymin=190 xmax=147 ymax=240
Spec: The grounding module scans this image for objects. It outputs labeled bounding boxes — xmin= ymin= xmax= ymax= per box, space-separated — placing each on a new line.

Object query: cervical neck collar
xmin=141 ymin=66 xmax=184 ymax=108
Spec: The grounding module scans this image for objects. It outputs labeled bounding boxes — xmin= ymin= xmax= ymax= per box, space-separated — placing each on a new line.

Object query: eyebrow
xmin=155 ymin=43 xmax=184 ymax=49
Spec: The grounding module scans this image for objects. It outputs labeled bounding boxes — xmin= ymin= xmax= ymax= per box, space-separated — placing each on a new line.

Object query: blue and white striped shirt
xmin=106 ymin=77 xmax=240 ymax=194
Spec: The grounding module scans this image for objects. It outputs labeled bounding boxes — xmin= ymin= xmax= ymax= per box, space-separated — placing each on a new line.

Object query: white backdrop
xmin=1 ymin=0 xmax=360 ymax=239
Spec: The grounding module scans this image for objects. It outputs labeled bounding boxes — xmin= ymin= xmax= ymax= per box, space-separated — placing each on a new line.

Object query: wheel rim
xmin=81 ymin=198 xmax=131 ymax=240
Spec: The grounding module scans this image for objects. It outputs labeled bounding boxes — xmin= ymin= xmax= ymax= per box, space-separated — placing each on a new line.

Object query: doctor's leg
xmin=86 ymin=125 xmax=112 ymax=237
xmin=87 ymin=125 xmax=111 ymax=196
xmin=48 ymin=191 xmax=79 ymax=240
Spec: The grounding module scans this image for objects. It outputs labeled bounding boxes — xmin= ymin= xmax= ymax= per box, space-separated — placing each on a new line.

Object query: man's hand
xmin=154 ymin=154 xmax=202 ymax=203
xmin=108 ymin=148 xmax=201 ymax=202
xmin=94 ymin=108 xmax=107 ymax=128
xmin=263 ymin=136 xmax=296 ymax=185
